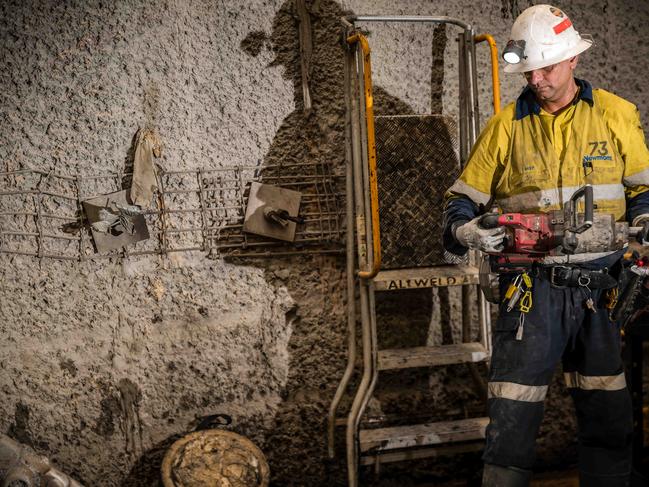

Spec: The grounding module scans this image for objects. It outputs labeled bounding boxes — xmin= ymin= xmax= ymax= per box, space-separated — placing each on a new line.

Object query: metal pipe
xmin=346 ymin=33 xmax=381 ymax=279
xmin=0 ymin=232 xmax=83 ymax=242
xmin=346 ymin=15 xmax=471 ymax=30
xmin=346 ymin=285 xmax=372 ymax=487
xmin=474 ymin=34 xmax=501 ymax=114
xmin=0 ymin=169 xmax=76 ymax=180
xmin=0 ymin=250 xmax=77 ymax=260
xmin=211 ymin=236 xmax=342 ymax=247
xmin=345 ymin=42 xmax=374 ymax=487
xmin=468 ymin=29 xmax=481 ymax=141
xmin=221 ymin=249 xmax=344 ymax=258
xmin=0 ymin=190 xmax=76 ymax=201
xmin=463 ymin=29 xmax=478 ymax=145
xmin=0 ymin=161 xmax=345 ymax=180
xmin=458 ymin=33 xmax=468 ymax=165
xmin=356 ymin=279 xmax=379 ymax=425
xmin=348 ymin=39 xmax=381 ymax=483
xmin=327 ymin=41 xmax=358 ymax=458
xmin=354 ymin=36 xmax=375 ymax=275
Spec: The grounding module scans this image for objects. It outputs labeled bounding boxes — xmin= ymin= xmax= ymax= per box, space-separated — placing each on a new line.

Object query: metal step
xmin=372 ymin=265 xmax=479 ymax=291
xmin=359 ymin=417 xmax=489 ymax=453
xmin=378 ymin=342 xmax=488 ymax=370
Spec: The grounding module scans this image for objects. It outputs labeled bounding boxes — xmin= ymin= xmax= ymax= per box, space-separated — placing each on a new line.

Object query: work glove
xmin=453 ymin=216 xmax=506 ymax=253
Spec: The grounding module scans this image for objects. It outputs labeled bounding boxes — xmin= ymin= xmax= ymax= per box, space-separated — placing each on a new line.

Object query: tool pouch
xmin=479 ymin=254 xmax=500 ymax=303
xmin=611 ymin=266 xmax=649 ymax=329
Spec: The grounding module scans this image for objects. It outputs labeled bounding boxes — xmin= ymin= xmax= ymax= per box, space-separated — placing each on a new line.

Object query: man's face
xmin=524 ymin=57 xmax=577 ymax=104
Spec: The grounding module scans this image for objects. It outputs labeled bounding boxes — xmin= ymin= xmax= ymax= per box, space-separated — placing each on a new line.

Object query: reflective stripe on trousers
xmin=483 ymin=274 xmax=633 ymax=485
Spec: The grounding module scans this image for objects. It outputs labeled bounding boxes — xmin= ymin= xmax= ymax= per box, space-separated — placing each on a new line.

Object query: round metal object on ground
xmin=161 ymin=430 xmax=269 ymax=487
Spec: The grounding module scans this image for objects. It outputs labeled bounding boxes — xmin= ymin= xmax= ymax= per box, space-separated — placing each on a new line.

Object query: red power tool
xmin=478 ymin=185 xmax=637 ymax=265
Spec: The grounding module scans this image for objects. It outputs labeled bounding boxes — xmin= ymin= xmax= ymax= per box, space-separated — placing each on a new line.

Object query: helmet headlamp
xmin=503 ymin=39 xmax=526 ymax=65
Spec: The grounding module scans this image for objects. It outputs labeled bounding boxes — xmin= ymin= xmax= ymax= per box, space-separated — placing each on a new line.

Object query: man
xmin=443 ymin=5 xmax=649 ymax=487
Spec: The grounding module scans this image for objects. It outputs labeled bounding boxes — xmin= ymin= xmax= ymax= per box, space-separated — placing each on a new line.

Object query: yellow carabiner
xmin=519 ymin=290 xmax=533 ymax=313
xmin=504 ymin=274 xmax=523 ymax=299
xmin=521 ymin=272 xmax=533 ymax=289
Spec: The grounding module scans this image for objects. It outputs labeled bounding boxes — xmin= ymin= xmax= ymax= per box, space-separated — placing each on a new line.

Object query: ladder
xmin=328 ymin=15 xmax=500 ymax=486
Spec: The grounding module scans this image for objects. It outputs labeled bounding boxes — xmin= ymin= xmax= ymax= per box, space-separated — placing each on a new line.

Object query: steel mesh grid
xmin=201 ymin=163 xmax=345 ymax=254
xmin=0 ymin=163 xmax=345 ymax=261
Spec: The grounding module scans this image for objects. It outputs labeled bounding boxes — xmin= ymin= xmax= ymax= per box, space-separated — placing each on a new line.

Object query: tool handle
xmin=478 ymin=213 xmax=501 ymax=229
xmin=584 ymin=184 xmax=594 ymax=226
xmin=562 ymin=184 xmax=593 ymax=253
xmin=568 ymin=184 xmax=593 ymax=234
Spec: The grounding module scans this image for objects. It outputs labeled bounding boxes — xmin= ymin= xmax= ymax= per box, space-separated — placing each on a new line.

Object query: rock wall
xmin=1 ymin=1 xmax=648 ymax=486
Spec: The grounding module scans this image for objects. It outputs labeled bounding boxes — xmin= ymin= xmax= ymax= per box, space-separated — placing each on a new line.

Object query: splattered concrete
xmin=1 ymin=1 xmax=649 ymax=486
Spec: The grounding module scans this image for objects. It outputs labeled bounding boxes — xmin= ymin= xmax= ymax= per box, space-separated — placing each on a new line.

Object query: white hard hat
xmin=502 ymin=4 xmax=593 ymax=73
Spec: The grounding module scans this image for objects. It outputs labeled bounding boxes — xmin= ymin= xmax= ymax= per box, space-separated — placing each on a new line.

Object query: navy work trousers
xmin=483 ymin=273 xmax=633 ymax=485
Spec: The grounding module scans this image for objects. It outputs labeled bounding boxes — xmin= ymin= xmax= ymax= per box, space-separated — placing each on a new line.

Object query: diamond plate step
xmin=359 ymin=417 xmax=489 ymax=453
xmin=377 ymin=342 xmax=488 ymax=370
xmin=372 ymin=265 xmax=479 ymax=291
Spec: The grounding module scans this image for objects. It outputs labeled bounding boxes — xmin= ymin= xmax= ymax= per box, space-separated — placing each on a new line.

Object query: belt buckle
xmin=550 ymin=265 xmax=571 ymax=288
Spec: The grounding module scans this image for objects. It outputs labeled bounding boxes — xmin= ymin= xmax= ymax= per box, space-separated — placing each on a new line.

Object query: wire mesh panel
xmin=0 ymin=163 xmax=345 ymax=261
xmin=0 ymin=170 xmax=80 ymax=260
xmin=374 ymin=115 xmax=460 ymax=269
xmin=203 ymin=163 xmax=345 ymax=256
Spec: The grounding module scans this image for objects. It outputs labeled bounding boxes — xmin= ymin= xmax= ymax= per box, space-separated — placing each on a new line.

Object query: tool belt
xmin=536 ymin=265 xmax=618 ymax=289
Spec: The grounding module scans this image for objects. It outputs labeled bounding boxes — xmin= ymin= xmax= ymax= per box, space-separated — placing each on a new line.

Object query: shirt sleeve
xmin=600 ymin=92 xmax=649 ymax=220
xmin=442 ymin=105 xmax=513 ymax=254
xmin=445 ymin=108 xmax=512 ymax=207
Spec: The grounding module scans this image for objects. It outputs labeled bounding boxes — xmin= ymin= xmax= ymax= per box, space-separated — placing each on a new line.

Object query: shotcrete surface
xmin=1 ymin=1 xmax=648 ymax=486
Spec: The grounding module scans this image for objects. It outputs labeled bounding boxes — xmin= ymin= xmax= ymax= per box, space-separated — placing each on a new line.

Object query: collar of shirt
xmin=515 ymin=78 xmax=593 ymax=120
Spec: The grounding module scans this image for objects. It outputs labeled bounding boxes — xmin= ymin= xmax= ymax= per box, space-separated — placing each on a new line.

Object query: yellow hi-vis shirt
xmin=448 ymin=86 xmax=649 ymax=220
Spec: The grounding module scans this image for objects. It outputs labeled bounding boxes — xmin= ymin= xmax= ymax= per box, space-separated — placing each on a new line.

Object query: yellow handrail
xmin=347 ymin=33 xmax=381 ymax=279
xmin=474 ymin=33 xmax=501 ymax=114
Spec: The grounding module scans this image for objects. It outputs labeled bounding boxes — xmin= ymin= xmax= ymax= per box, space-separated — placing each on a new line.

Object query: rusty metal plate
xmin=83 ymin=190 xmax=149 ymax=253
xmin=242 ymin=182 xmax=302 ymax=242
xmin=375 ymin=115 xmax=460 ymax=269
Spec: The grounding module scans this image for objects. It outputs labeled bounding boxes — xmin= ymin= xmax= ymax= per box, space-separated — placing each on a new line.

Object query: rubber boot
xmin=482 ymin=463 xmax=532 ymax=487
